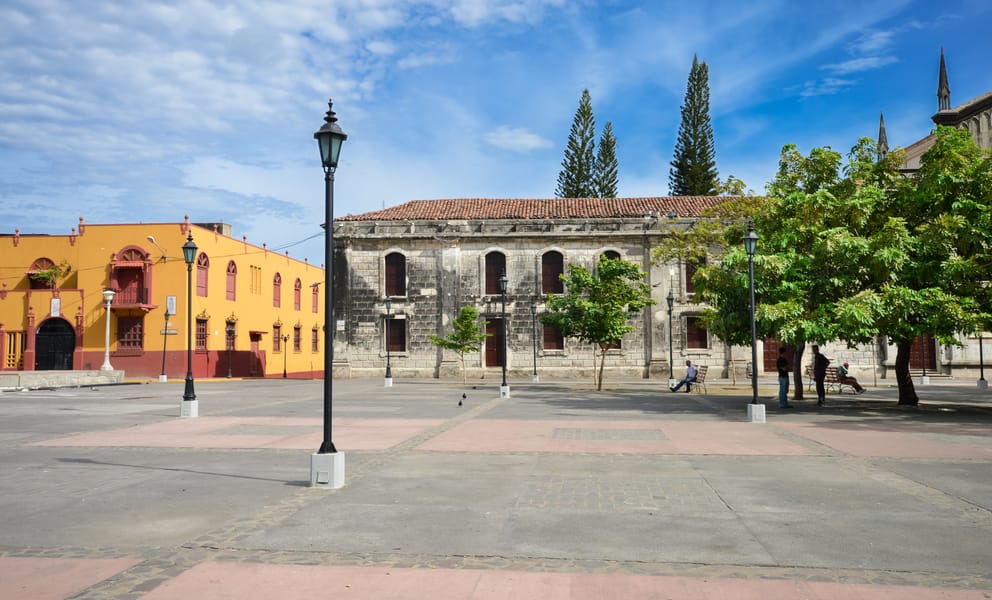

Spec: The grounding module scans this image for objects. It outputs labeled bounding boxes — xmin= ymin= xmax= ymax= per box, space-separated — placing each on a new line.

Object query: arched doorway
xmin=35 ymin=318 xmax=75 ymax=370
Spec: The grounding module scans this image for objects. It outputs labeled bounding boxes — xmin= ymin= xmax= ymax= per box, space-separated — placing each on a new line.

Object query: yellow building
xmin=0 ymin=216 xmax=325 ymax=379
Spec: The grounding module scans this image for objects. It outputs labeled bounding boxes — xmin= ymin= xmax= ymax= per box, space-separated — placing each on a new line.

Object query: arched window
xmin=196 ymin=254 xmax=209 ymax=297
xmin=312 ymin=285 xmax=319 ymax=313
xmin=541 ymin=251 xmax=564 ymax=294
xmin=385 ymin=252 xmax=406 ymax=297
xmin=226 ymin=261 xmax=237 ymax=301
xmin=273 ymin=273 xmax=281 ymax=308
xmin=27 ymin=257 xmax=56 ymax=289
xmin=603 ymin=250 xmax=621 ymax=261
xmin=294 ymin=279 xmax=302 ymax=311
xmin=485 ymin=252 xmax=506 ymax=295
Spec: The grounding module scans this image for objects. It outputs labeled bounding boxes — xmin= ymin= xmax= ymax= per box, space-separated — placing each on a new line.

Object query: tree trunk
xmin=791 ymin=343 xmax=806 ymax=402
xmin=460 ymin=354 xmax=467 ymax=386
xmin=894 ymin=340 xmax=919 ymax=405
xmin=597 ymin=344 xmax=607 ymax=391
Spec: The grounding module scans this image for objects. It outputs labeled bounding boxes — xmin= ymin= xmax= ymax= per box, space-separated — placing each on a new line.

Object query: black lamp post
xmin=384 ymin=297 xmax=393 ymax=386
xmin=225 ymin=322 xmax=235 ymax=378
xmin=499 ymin=272 xmax=509 ymax=397
xmin=666 ymin=288 xmax=674 ymax=382
xmin=744 ymin=221 xmax=759 ymax=404
xmin=314 ymin=99 xmax=347 ymax=460
xmin=182 ymin=234 xmax=197 ymax=414
xmin=282 ymin=334 xmax=289 ymax=378
xmin=921 ymin=334 xmax=929 ymax=384
xmin=530 ymin=302 xmax=538 ymax=383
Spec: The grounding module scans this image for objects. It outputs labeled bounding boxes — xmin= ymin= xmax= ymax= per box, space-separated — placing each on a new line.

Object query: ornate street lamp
xmin=225 ymin=321 xmax=235 ymax=378
xmin=530 ymin=302 xmax=538 ymax=383
xmin=744 ymin=221 xmax=760 ymax=409
xmin=160 ymin=308 xmax=171 ymax=383
xmin=100 ymin=289 xmax=115 ymax=371
xmin=181 ymin=234 xmax=198 ymax=417
xmin=666 ymin=288 xmax=674 ymax=386
xmin=384 ymin=297 xmax=393 ymax=387
xmin=499 ymin=272 xmax=509 ymax=398
xmin=282 ymin=334 xmax=290 ymax=378
xmin=311 ymin=98 xmax=347 ymax=488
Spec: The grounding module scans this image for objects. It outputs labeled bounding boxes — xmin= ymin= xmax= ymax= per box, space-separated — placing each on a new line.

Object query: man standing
xmin=812 ymin=344 xmax=830 ymax=406
xmin=777 ymin=346 xmax=792 ymax=408
xmin=670 ymin=360 xmax=698 ymax=393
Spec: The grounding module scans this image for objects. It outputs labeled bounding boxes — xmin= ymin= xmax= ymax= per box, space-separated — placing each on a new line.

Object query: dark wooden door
xmin=909 ymin=334 xmax=937 ymax=370
xmin=485 ymin=319 xmax=504 ymax=367
xmin=35 ymin=318 xmax=75 ymax=370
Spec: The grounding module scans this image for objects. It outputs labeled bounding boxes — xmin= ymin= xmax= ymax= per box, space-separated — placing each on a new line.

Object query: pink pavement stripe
xmin=778 ymin=422 xmax=992 ymax=459
xmin=416 ymin=420 xmax=815 ymax=455
xmin=29 ymin=417 xmax=445 ymax=450
xmin=136 ymin=562 xmax=991 ymax=600
xmin=0 ymin=557 xmax=141 ymax=600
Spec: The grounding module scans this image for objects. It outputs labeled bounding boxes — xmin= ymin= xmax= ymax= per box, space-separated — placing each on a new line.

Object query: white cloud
xmin=483 ymin=126 xmax=553 ymax=152
xmin=799 ymin=77 xmax=858 ymax=97
xmin=822 ymin=55 xmax=898 ymax=75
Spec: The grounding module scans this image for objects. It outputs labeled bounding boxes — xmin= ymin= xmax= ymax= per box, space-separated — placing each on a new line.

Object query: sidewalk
xmin=0 ymin=377 xmax=990 ymax=598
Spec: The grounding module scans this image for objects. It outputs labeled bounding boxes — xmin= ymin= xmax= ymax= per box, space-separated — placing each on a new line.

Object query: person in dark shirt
xmin=812 ymin=344 xmax=831 ymax=406
xmin=776 ymin=346 xmax=792 ymax=408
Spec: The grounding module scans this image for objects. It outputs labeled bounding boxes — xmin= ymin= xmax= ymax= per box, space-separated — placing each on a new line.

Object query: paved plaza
xmin=1 ymin=376 xmax=991 ymax=599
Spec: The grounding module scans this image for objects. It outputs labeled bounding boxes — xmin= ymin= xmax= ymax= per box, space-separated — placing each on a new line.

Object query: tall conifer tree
xmin=556 ymin=89 xmax=597 ymax=198
xmin=594 ymin=121 xmax=618 ymax=198
xmin=669 ymin=55 xmax=718 ymax=195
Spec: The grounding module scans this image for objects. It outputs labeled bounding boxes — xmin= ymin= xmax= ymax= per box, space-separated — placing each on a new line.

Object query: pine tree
xmin=669 ymin=55 xmax=718 ymax=196
xmin=556 ymin=89 xmax=597 ymax=198
xmin=594 ymin=121 xmax=618 ymax=198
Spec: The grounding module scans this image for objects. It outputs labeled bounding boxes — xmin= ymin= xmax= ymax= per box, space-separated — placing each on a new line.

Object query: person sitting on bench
xmin=837 ymin=361 xmax=865 ymax=394
xmin=670 ymin=360 xmax=698 ymax=393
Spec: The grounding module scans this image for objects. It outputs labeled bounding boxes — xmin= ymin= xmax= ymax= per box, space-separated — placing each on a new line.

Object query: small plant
xmin=430 ymin=305 xmax=490 ymax=385
xmin=29 ymin=259 xmax=72 ymax=289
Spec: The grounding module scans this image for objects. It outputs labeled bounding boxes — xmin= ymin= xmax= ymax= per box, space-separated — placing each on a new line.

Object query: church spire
xmin=877 ymin=112 xmax=889 ymax=160
xmin=937 ymin=48 xmax=951 ymax=111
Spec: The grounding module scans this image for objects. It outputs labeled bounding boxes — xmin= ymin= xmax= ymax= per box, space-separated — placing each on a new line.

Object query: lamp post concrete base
xmin=180 ymin=400 xmax=198 ymax=418
xmin=159 ymin=375 xmax=168 ymax=383
xmin=532 ymin=374 xmax=539 ymax=383
xmin=747 ymin=403 xmax=766 ymax=423
xmin=668 ymin=378 xmax=677 ymax=388
xmin=310 ymin=452 xmax=345 ymax=488
xmin=500 ymin=385 xmax=510 ymax=398
xmin=978 ymin=379 xmax=988 ymax=389
xmin=920 ymin=375 xmax=930 ymax=385
xmin=384 ymin=377 xmax=392 ymax=388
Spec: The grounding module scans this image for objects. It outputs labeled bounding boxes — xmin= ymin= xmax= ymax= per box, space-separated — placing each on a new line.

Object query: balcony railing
xmin=113 ymin=287 xmax=150 ymax=305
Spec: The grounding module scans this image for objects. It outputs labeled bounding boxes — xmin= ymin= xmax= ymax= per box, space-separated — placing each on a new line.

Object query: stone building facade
xmin=332 ymin=197 xmax=736 ymax=382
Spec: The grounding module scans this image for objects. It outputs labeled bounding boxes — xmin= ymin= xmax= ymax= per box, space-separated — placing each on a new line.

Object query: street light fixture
xmin=498 ymin=272 xmax=510 ymax=398
xmin=744 ymin=221 xmax=762 ymax=421
xmin=530 ymin=302 xmax=538 ymax=383
xmin=225 ymin=321 xmax=235 ymax=378
xmin=100 ymin=289 xmax=115 ymax=371
xmin=384 ymin=297 xmax=393 ymax=387
xmin=311 ymin=98 xmax=347 ymax=488
xmin=181 ymin=234 xmax=198 ymax=417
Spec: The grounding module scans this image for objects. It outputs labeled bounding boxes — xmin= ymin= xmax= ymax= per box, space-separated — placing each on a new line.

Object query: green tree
xmin=541 ymin=256 xmax=655 ymax=390
xmin=594 ymin=121 xmax=618 ymax=198
xmin=430 ymin=305 xmax=490 ymax=385
xmin=556 ymin=89 xmax=597 ymax=198
xmin=669 ymin=54 xmax=718 ymax=196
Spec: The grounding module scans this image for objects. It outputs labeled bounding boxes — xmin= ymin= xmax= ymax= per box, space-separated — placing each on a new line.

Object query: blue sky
xmin=1 ymin=0 xmax=990 ymax=264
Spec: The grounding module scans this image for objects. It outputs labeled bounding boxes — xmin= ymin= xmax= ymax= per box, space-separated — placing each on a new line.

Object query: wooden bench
xmin=690 ymin=364 xmax=708 ymax=394
xmin=805 ymin=365 xmax=856 ymax=394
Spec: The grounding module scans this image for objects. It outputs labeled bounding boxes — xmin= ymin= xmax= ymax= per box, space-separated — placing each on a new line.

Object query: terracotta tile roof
xmin=339 ymin=197 xmax=730 ymax=221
